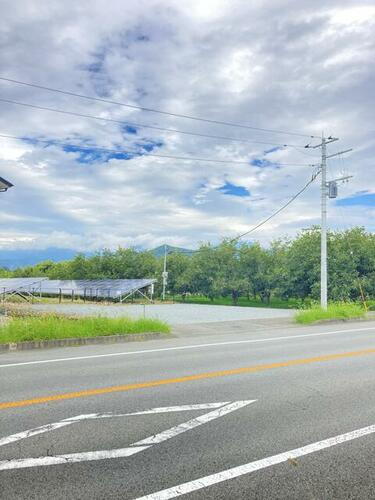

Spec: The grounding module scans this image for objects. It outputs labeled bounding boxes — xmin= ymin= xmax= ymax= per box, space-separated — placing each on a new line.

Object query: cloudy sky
xmin=0 ymin=0 xmax=374 ymax=255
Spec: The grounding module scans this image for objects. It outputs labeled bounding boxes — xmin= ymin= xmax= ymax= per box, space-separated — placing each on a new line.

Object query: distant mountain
xmin=150 ymin=244 xmax=195 ymax=258
xmin=0 ymin=245 xmax=196 ymax=269
xmin=0 ymin=248 xmax=79 ymax=269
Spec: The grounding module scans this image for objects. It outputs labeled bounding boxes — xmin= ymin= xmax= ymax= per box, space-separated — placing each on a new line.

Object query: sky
xmin=0 ymin=0 xmax=374 ymax=255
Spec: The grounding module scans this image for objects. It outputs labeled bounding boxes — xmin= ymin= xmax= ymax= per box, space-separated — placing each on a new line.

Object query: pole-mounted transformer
xmin=328 ymin=181 xmax=338 ymax=199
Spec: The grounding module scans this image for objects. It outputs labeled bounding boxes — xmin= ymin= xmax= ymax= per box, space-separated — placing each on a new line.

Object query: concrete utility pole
xmin=320 ymin=136 xmax=328 ymax=309
xmin=162 ymin=244 xmax=168 ymax=300
xmin=312 ymin=136 xmax=352 ymax=309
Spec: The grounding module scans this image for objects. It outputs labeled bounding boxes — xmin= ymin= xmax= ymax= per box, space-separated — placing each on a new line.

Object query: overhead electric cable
xmin=166 ymin=171 xmax=321 ymax=255
xmin=229 ymin=171 xmax=321 ymax=243
xmin=0 ymin=98 xmax=309 ymax=149
xmin=0 ymin=76 xmax=319 ymax=138
xmin=290 ymin=145 xmax=320 ymax=158
xmin=0 ymin=133 xmax=315 ymax=167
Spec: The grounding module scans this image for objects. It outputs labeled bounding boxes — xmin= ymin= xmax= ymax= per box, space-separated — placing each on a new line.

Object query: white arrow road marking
xmin=0 ymin=403 xmax=231 ymax=448
xmin=135 ymin=424 xmax=375 ymax=500
xmin=132 ymin=401 xmax=255 ymax=446
xmin=0 ymin=400 xmax=255 ymax=470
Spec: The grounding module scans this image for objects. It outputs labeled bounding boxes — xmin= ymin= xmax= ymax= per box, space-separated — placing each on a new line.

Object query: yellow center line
xmin=1 ymin=347 xmax=375 ymax=410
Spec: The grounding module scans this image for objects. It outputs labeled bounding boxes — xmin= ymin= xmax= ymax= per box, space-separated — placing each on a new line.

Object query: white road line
xmin=125 ymin=402 xmax=230 ymax=415
xmin=0 ymin=400 xmax=254 ymax=471
xmin=132 ymin=401 xmax=255 ymax=446
xmin=58 ymin=403 xmax=231 ymax=421
xmin=0 ymin=420 xmax=74 ymax=448
xmin=0 ymin=446 xmax=149 ymax=471
xmin=0 ymin=403 xmax=231 ymax=449
xmin=0 ymin=326 xmax=373 ymax=369
xmin=135 ymin=424 xmax=375 ymax=500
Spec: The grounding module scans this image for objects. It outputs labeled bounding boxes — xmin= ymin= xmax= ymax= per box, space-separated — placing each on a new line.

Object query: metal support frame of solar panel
xmin=116 ymin=279 xmax=157 ymax=303
xmin=0 ymin=277 xmax=48 ymax=302
xmin=36 ymin=279 xmax=156 ymax=302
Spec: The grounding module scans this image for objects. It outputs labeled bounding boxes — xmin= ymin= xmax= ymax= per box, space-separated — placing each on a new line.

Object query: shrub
xmin=295 ymin=302 xmax=366 ymax=324
xmin=0 ymin=314 xmax=170 ymax=343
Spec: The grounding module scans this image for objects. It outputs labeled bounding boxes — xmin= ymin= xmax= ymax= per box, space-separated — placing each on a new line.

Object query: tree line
xmin=1 ymin=227 xmax=374 ymax=304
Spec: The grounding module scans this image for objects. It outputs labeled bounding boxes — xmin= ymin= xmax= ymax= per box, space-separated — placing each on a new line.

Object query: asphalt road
xmin=1 ymin=319 xmax=375 ymax=499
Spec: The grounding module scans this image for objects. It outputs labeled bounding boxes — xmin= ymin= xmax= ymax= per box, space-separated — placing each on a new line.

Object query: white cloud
xmin=0 ymin=0 xmax=373 ymax=255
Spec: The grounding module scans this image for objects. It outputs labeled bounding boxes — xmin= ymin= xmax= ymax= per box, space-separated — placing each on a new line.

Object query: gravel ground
xmin=30 ymin=303 xmax=295 ymax=325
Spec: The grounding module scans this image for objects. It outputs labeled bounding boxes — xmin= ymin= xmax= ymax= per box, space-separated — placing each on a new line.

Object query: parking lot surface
xmin=31 ymin=302 xmax=295 ymax=324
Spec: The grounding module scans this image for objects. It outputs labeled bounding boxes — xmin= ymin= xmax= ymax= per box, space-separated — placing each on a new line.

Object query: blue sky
xmin=0 ymin=0 xmax=374 ymax=254
xmin=337 ymin=193 xmax=375 ymax=207
xmin=250 ymin=158 xmax=278 ymax=169
xmin=218 ymin=182 xmax=250 ymax=197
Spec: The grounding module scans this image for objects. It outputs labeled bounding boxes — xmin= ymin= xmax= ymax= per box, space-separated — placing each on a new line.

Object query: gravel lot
xmin=31 ymin=303 xmax=295 ymax=325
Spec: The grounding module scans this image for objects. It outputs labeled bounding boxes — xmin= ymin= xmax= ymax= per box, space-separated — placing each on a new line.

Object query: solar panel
xmin=37 ymin=279 xmax=156 ymax=298
xmin=0 ymin=277 xmax=48 ymax=293
xmin=0 ymin=278 xmax=156 ymax=301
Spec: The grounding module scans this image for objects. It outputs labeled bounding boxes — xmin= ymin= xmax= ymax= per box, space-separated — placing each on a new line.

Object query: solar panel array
xmin=36 ymin=278 xmax=156 ymax=298
xmin=0 ymin=277 xmax=48 ymax=293
xmin=0 ymin=278 xmax=156 ymax=300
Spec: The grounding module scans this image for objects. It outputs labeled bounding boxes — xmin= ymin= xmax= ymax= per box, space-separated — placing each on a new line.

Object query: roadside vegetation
xmin=173 ymin=295 xmax=298 ymax=309
xmin=294 ymin=302 xmax=366 ymax=324
xmin=0 ymin=307 xmax=170 ymax=344
xmin=1 ymin=226 xmax=374 ymax=307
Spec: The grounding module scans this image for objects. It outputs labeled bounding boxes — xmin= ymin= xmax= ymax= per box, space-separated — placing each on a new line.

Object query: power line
xmin=0 ymin=133 xmax=315 ymax=167
xmin=290 ymin=145 xmax=320 ymax=158
xmin=0 ymin=76 xmax=319 ymax=139
xmin=229 ymin=170 xmax=321 ymax=243
xmin=167 ymin=171 xmax=320 ymax=255
xmin=0 ymin=98 xmax=309 ymax=149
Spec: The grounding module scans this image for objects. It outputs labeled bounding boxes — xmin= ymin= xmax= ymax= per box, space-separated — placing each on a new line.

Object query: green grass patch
xmin=0 ymin=315 xmax=170 ymax=344
xmin=294 ymin=302 xmax=366 ymax=325
xmin=173 ymin=295 xmax=298 ymax=309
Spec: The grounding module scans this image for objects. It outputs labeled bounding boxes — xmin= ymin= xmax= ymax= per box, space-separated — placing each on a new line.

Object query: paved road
xmin=1 ymin=319 xmax=375 ymax=499
xmin=31 ymin=302 xmax=295 ymax=324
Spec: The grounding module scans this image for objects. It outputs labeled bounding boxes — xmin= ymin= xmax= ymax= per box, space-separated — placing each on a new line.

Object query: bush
xmin=295 ymin=302 xmax=366 ymax=324
xmin=0 ymin=314 xmax=170 ymax=343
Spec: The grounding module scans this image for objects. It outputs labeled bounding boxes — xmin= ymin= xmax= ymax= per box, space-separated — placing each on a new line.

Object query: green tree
xmin=160 ymin=251 xmax=191 ymax=298
xmin=212 ymin=241 xmax=247 ymax=304
xmin=186 ymin=244 xmax=221 ymax=300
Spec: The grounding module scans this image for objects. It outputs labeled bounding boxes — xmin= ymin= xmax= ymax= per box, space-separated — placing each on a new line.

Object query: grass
xmin=0 ymin=314 xmax=170 ymax=344
xmin=173 ymin=295 xmax=298 ymax=309
xmin=294 ymin=302 xmax=366 ymax=324
xmin=4 ymin=295 xmax=183 ymax=306
xmin=4 ymin=295 xmax=158 ymax=305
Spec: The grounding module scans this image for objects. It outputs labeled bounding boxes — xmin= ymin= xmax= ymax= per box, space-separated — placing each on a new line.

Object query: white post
xmin=320 ymin=136 xmax=328 ymax=310
xmin=162 ymin=244 xmax=167 ymax=301
xmin=312 ymin=136 xmax=350 ymax=310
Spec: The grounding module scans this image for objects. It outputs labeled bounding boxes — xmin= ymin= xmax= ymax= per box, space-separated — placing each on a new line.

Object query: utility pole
xmin=162 ymin=244 xmax=168 ymax=300
xmin=311 ymin=135 xmax=352 ymax=309
xmin=320 ymin=136 xmax=328 ymax=310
